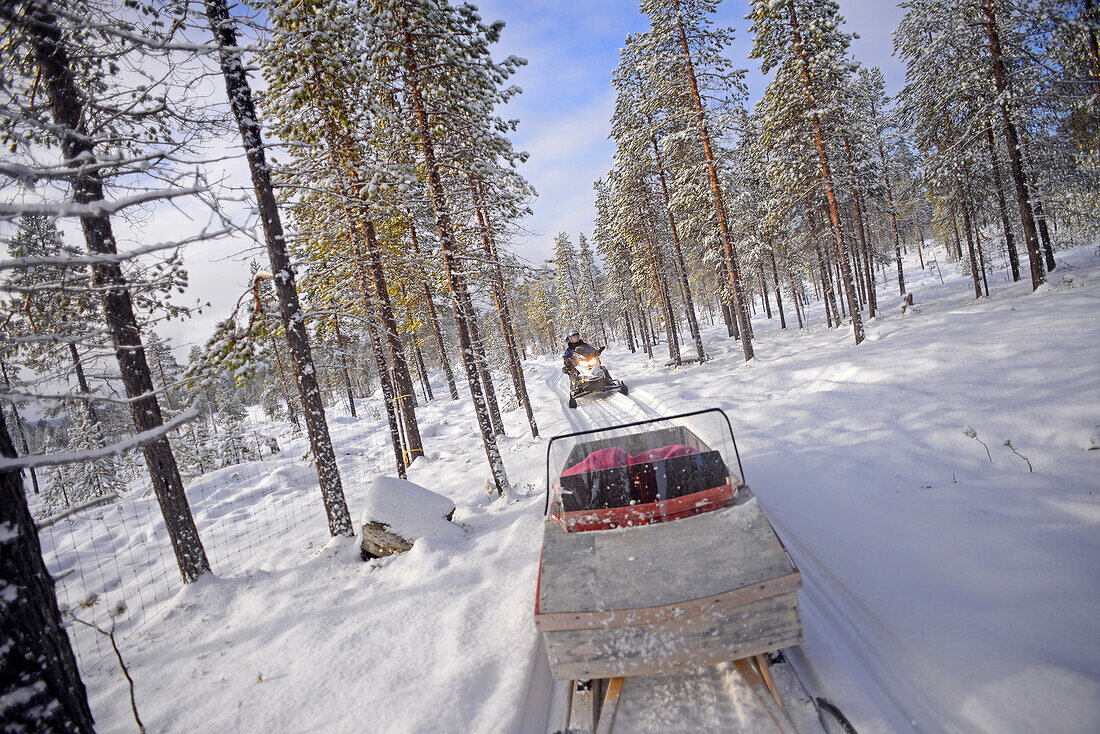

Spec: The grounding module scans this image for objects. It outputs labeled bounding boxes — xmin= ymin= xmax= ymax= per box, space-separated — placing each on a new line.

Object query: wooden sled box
xmin=534 ymin=489 xmax=803 ymax=681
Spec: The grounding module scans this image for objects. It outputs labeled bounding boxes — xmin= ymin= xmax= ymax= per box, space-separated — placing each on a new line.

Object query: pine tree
xmin=639 ymin=0 xmax=754 ymax=360
xmin=205 ymin=0 xmax=353 ymax=536
xmin=1 ymin=0 xmax=211 ymax=581
xmin=750 ymin=0 xmax=865 ymax=344
xmin=359 ymin=0 xmax=519 ymax=495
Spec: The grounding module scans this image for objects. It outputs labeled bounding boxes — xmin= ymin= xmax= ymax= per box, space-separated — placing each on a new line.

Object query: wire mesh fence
xmin=34 ymin=398 xmax=393 ymax=675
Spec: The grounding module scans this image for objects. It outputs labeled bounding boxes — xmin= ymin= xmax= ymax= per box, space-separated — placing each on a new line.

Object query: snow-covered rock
xmin=357 ymin=476 xmax=461 ymax=559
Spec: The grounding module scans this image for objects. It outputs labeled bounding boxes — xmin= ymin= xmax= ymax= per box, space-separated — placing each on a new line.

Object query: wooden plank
xmin=733 ymin=658 xmax=799 ymax=734
xmin=754 ymin=654 xmax=785 ymax=712
xmin=537 ymin=499 xmax=794 ymax=616
xmin=535 ymin=570 xmax=801 ymax=632
xmin=544 ymin=591 xmax=804 ymax=681
xmin=594 ymin=678 xmax=624 ymax=734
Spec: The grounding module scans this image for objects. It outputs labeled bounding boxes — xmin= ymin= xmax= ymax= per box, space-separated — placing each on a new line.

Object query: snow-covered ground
xmin=51 ymin=243 xmax=1099 ymax=733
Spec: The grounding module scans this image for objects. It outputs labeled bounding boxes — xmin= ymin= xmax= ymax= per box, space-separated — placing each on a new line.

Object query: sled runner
xmin=534 ymin=408 xmax=806 ymax=732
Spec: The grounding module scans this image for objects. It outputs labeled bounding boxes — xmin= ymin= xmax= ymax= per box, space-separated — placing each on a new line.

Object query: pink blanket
xmin=562 ymin=444 xmax=700 ymax=477
xmin=628 ymin=444 xmax=698 ymax=465
xmin=561 ymin=447 xmax=629 ymax=476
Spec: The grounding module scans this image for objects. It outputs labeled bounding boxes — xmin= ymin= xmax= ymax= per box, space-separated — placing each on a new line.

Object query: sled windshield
xmin=545 ymin=409 xmax=744 ymax=532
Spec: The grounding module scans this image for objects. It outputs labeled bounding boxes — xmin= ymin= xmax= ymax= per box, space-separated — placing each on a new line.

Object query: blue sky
xmin=474 ymin=0 xmax=908 ymax=265
xmin=171 ymin=0 xmax=908 ymax=352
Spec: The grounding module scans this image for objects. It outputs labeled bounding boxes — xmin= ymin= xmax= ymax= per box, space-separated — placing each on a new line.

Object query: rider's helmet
xmin=567 ymin=331 xmax=582 ymax=346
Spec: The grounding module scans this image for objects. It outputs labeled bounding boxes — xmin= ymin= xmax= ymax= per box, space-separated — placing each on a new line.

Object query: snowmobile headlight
xmin=581 ymin=357 xmax=599 ymax=368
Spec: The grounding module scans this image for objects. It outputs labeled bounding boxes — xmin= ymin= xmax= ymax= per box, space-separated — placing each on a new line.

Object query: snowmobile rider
xmin=562 ymin=331 xmax=602 ymax=377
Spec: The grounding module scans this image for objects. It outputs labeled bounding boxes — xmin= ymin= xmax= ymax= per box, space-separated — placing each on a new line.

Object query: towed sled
xmin=565 ymin=344 xmax=627 ymax=409
xmin=534 ymin=409 xmax=807 ymax=732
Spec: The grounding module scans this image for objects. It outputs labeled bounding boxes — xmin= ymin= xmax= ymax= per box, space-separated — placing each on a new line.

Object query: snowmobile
xmin=565 ymin=344 xmax=627 ymax=409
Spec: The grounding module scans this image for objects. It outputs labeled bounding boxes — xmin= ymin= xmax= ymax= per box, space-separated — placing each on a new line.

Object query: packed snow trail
xmin=525 ymin=244 xmax=1100 ymax=733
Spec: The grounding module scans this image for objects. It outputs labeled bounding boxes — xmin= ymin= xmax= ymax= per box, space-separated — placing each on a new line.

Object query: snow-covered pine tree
xmin=749 ymin=0 xmax=864 ymax=344
xmin=358 ymin=0 xmax=520 ymax=495
xmin=1 ymin=0 xmax=211 ymax=581
xmin=611 ymin=36 xmax=705 ymax=361
xmin=55 ymin=403 xmax=126 ymax=509
xmin=593 ymin=178 xmax=642 ymax=355
xmin=260 ymin=0 xmax=427 ymax=476
xmin=856 ymin=67 xmax=909 ymax=299
xmin=576 ymin=234 xmax=608 ymax=346
xmin=553 ymin=232 xmax=583 ymax=334
xmin=638 ymin=0 xmax=753 ymax=360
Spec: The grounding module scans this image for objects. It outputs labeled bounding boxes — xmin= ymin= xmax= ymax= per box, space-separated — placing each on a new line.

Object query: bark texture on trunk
xmin=1 ymin=418 xmax=95 ymax=733
xmin=365 ymin=222 xmax=424 ymax=460
xmin=350 ymin=229 xmax=407 ymax=478
xmin=402 ymin=26 xmax=510 ymax=495
xmin=789 ymin=2 xmax=863 ymax=345
xmin=986 ymin=121 xmax=1020 ymax=282
xmin=673 ymin=3 xmax=752 ymax=360
xmin=27 ymin=0 xmax=212 ymax=577
xmin=208 ymin=0 xmax=351 ymax=537
xmin=983 ymin=0 xmax=1044 ymax=289
xmin=650 ymin=132 xmax=705 ymax=361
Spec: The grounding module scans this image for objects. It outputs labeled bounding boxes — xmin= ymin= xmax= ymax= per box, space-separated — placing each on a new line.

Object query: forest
xmin=1 ymin=0 xmax=1097 ymax=730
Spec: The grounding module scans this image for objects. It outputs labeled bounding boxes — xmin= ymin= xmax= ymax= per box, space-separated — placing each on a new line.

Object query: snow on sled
xmin=534 ymin=408 xmax=803 ymax=684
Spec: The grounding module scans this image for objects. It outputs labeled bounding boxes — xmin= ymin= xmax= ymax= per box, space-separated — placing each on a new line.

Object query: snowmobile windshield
xmin=544 ymin=408 xmax=744 ymax=532
xmin=569 ymin=344 xmax=598 ymax=360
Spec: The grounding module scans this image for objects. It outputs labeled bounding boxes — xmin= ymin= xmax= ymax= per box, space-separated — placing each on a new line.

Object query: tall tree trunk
xmin=413 ymin=343 xmax=433 ymax=403
xmin=27 ymin=0 xmax=212 ymax=578
xmin=649 ymin=132 xmax=705 ymax=361
xmin=66 ymin=343 xmax=100 ymax=426
xmin=1017 ymin=130 xmax=1056 ymax=271
xmin=620 ymin=290 xmax=637 ymax=353
xmin=768 ymin=247 xmax=787 ymax=330
xmin=983 ymin=0 xmax=1045 ymax=289
xmin=334 ymin=319 xmax=357 ymax=418
xmin=915 ymin=223 xmax=926 ymax=269
xmin=471 ymin=179 xmax=538 ymax=437
xmin=672 ymin=2 xmax=752 ymax=360
xmin=638 ymin=306 xmax=654 ymax=359
xmin=986 ymin=119 xmax=1020 ymax=282
xmin=401 ymin=27 xmax=510 ymax=495
xmin=960 ymin=194 xmax=983 ymax=299
xmin=809 ymin=210 xmax=838 ymax=328
xmin=786 ymin=265 xmax=805 ymax=329
xmin=789 ymin=1 xmax=863 ymax=344
xmin=349 ymin=229 xmax=407 ymax=477
xmin=860 ymin=198 xmax=878 ymax=316
xmin=641 ymin=215 xmax=681 ymax=364
xmin=868 ymin=96 xmax=906 ymax=300
xmin=758 ymin=262 xmax=773 ymax=319
xmin=408 ymin=217 xmax=459 ymax=400
xmin=269 ymin=335 xmax=300 ymax=430
xmin=714 ymin=262 xmax=737 ymax=338
xmin=365 ymin=222 xmax=424 ymax=461
xmin=208 ymin=0 xmax=351 ymax=537
xmin=0 ymin=357 xmax=40 ymax=494
xmin=0 ymin=418 xmax=95 ymax=733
